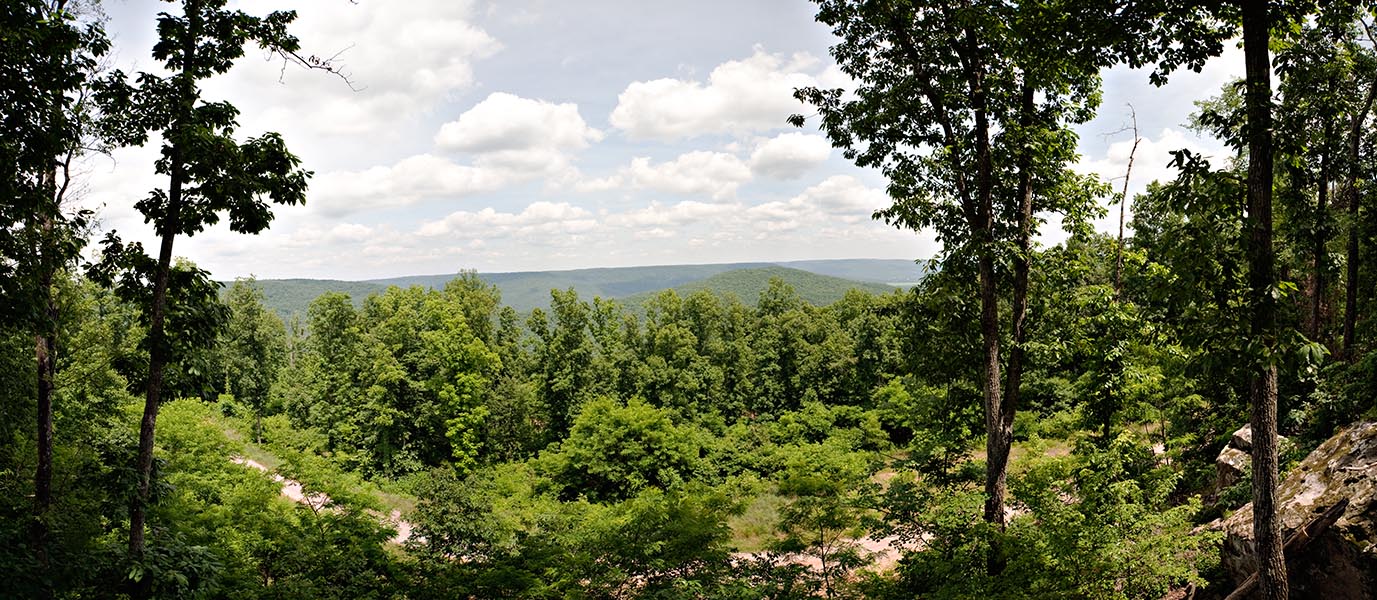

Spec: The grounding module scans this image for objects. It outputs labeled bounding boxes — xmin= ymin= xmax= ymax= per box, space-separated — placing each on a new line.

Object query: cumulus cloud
xmin=746 ymin=175 xmax=888 ymax=233
xmin=418 ymin=201 xmax=597 ymax=238
xmin=434 ymin=92 xmax=603 ymax=159
xmin=285 ymin=222 xmax=379 ymax=246
xmin=308 ymin=154 xmax=511 ymax=216
xmin=207 ymin=0 xmax=500 ymax=137
xmin=609 ymin=48 xmax=830 ymax=140
xmin=1075 ymin=127 xmax=1227 ymax=198
xmin=304 ymin=93 xmax=604 ymax=216
xmin=749 ymin=132 xmax=831 ymax=179
xmin=432 ymin=92 xmax=603 ymax=182
xmin=624 ymin=151 xmax=752 ymax=199
xmin=1049 ymin=126 xmax=1230 ymax=246
xmin=795 ymin=175 xmax=888 ymax=218
xmin=604 ymin=200 xmax=739 ymax=228
xmin=583 ymin=151 xmax=752 ymax=199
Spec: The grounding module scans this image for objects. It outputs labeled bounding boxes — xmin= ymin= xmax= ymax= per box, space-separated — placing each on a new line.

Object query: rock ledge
xmin=1221 ymin=421 xmax=1377 ymax=598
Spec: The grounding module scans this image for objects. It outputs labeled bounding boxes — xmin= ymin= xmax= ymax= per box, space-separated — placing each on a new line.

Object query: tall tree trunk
xmin=128 ymin=168 xmax=181 ymax=561
xmin=33 ymin=2 xmax=70 ymax=585
xmin=1000 ymin=78 xmax=1034 ymax=538
xmin=1343 ymin=73 xmax=1377 ymax=359
xmin=129 ymin=8 xmax=198 ymax=565
xmin=1241 ymin=4 xmax=1287 ymax=598
xmin=963 ymin=25 xmax=1009 ymax=578
xmin=31 ymin=221 xmax=56 ymax=600
xmin=1343 ymin=175 xmax=1361 ymax=358
xmin=1313 ymin=116 xmax=1331 ymax=342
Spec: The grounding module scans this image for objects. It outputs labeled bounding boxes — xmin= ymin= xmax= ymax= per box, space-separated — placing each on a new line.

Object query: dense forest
xmin=6 ymin=0 xmax=1377 ymax=598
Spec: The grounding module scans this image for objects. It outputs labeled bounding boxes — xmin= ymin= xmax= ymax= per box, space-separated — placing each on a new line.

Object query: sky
xmin=79 ymin=0 xmax=1238 ymax=280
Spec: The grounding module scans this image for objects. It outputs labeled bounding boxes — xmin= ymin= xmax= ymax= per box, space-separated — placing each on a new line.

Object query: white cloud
xmin=1048 ymin=126 xmax=1230 ymax=246
xmin=796 ymin=175 xmax=887 ymax=219
xmin=605 ymin=200 xmax=738 ymax=228
xmin=746 ymin=175 xmax=887 ymax=233
xmin=1075 ymin=127 xmax=1227 ymax=198
xmin=435 ymin=92 xmax=603 ymax=157
xmin=432 ymin=92 xmax=603 ymax=183
xmin=418 ymin=201 xmax=597 ymax=238
xmin=750 ymin=132 xmax=831 ymax=179
xmin=633 ymin=228 xmax=675 ymax=240
xmin=299 ymin=91 xmax=608 ymax=216
xmin=574 ymin=175 xmax=623 ymax=193
xmin=746 ymin=197 xmax=809 ymax=232
xmin=610 ymin=151 xmax=753 ymax=199
xmin=285 ymin=222 xmax=380 ymax=246
xmin=208 ymin=0 xmax=500 ymax=137
xmin=308 ymin=154 xmax=511 ymax=216
xmin=609 ymin=47 xmax=829 ymax=140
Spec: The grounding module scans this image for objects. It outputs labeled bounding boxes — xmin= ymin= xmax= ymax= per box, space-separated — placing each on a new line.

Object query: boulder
xmin=1232 ymin=425 xmax=1254 ymax=451
xmin=1214 ymin=425 xmax=1286 ymax=493
xmin=1221 ymin=421 xmax=1377 ymax=598
xmin=1217 ymin=446 xmax=1251 ymax=490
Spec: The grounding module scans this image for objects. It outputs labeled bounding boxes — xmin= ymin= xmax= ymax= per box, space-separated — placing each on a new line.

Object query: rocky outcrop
xmin=1221 ymin=421 xmax=1377 ymax=598
xmin=1217 ymin=446 xmax=1251 ymax=491
xmin=1215 ymin=425 xmax=1285 ymax=492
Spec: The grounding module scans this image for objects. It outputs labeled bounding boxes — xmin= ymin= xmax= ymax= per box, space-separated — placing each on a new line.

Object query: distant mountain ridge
xmin=621 ymin=266 xmax=898 ymax=309
xmin=245 ymin=258 xmax=929 ymax=320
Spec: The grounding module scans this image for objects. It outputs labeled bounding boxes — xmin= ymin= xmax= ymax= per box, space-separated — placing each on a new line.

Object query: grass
xmin=213 ymin=410 xmax=417 ymax=516
xmin=729 ymin=490 xmax=787 ymax=553
xmin=374 ymin=487 xmax=418 ymax=516
xmin=238 ymin=441 xmax=285 ymax=471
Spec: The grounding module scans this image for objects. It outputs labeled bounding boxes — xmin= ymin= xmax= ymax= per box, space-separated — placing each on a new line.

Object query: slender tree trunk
xmin=33 ymin=1 xmax=69 ymax=582
xmin=1115 ymin=106 xmax=1140 ymax=301
xmin=128 ymin=174 xmax=181 ymax=561
xmin=963 ymin=26 xmax=1009 ymax=579
xmin=32 ymin=240 xmax=56 ymax=600
xmin=1313 ymin=116 xmax=1331 ymax=342
xmin=1241 ymin=4 xmax=1287 ymax=598
xmin=993 ymin=74 xmax=1033 ymax=563
xmin=1344 ymin=73 xmax=1377 ymax=359
xmin=130 ymin=8 xmax=199 ymax=565
xmin=1343 ymin=176 xmax=1361 ymax=358
xmin=1002 ymin=80 xmax=1034 ymax=507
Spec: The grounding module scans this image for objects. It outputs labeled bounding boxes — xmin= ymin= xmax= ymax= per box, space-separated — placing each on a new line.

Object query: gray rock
xmin=1232 ymin=425 xmax=1254 ymax=452
xmin=1221 ymin=421 xmax=1377 ymax=598
xmin=1217 ymin=446 xmax=1251 ymax=491
xmin=1214 ymin=425 xmax=1288 ymax=494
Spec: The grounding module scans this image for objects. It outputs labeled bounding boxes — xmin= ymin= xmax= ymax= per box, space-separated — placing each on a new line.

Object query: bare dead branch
xmin=271 ymin=43 xmax=364 ymax=92
xmin=1114 ymin=103 xmax=1140 ymax=300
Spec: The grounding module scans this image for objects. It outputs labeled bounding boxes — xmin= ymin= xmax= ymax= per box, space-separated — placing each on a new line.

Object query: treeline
xmin=260 ymin=276 xmax=908 ymax=477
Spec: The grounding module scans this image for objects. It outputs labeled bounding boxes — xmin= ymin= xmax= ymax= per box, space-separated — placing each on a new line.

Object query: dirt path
xmin=732 ymin=533 xmax=919 ymax=573
xmin=232 ymin=456 xmax=905 ymax=571
xmin=231 ymin=457 xmax=414 ymax=545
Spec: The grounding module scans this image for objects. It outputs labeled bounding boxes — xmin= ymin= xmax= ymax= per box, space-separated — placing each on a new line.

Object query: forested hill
xmin=249 ymin=258 xmax=925 ymax=318
xmin=622 ymin=266 xmax=897 ymax=308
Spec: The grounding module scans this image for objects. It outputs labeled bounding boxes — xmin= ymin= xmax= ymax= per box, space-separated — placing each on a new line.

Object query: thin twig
xmin=273 ymin=43 xmax=363 ymax=91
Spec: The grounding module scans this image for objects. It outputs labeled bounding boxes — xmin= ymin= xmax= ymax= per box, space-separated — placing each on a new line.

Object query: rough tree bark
xmin=128 ymin=165 xmax=182 ymax=560
xmin=1241 ymin=2 xmax=1287 ymax=598
xmin=1001 ymin=77 xmax=1034 ymax=542
xmin=31 ymin=216 xmax=56 ymax=600
xmin=962 ymin=24 xmax=1012 ymax=580
xmin=31 ymin=2 xmax=72 ymax=593
xmin=1312 ymin=109 xmax=1332 ymax=342
xmin=1343 ymin=37 xmax=1377 ymax=360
